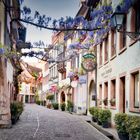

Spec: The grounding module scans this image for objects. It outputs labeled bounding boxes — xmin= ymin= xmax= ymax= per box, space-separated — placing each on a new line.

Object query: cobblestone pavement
xmin=0 ymin=104 xmax=110 ymax=140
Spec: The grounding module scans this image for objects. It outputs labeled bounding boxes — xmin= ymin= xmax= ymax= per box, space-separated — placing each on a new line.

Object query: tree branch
xmin=12 ymin=18 xmax=101 ymax=31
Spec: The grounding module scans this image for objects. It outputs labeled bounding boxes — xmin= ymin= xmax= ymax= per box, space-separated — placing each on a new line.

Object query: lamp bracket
xmin=117 ymin=29 xmax=140 ymax=40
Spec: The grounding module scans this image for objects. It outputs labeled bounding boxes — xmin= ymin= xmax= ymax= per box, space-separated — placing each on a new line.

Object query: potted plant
xmin=47 ymin=103 xmax=52 ymax=109
xmin=10 ymin=101 xmax=24 ymax=124
xmin=103 ymin=97 xmax=108 ymax=106
xmin=67 ymin=100 xmax=73 ymax=113
xmin=97 ymin=108 xmax=102 ymax=125
xmin=98 ymin=109 xmax=111 ymax=128
xmin=52 ymin=103 xmax=59 ymax=110
xmin=36 ymin=100 xmax=41 ymax=105
xmin=89 ymin=107 xmax=97 ymax=122
xmin=46 ymin=94 xmax=54 ymax=101
xmin=114 ymin=113 xmax=129 ymax=140
xmin=61 ymin=102 xmax=66 ymax=111
xmin=110 ymin=98 xmax=116 ymax=106
xmin=126 ymin=115 xmax=140 ymax=140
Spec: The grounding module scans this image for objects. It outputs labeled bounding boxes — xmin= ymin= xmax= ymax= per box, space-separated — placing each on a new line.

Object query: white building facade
xmin=97 ymin=0 xmax=140 ymax=124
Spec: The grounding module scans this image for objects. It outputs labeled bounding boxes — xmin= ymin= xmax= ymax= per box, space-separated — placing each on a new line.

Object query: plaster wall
xmin=97 ymin=8 xmax=140 ymax=124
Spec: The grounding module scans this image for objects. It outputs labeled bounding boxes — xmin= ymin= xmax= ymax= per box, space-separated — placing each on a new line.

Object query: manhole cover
xmin=55 ymin=133 xmax=71 ymax=138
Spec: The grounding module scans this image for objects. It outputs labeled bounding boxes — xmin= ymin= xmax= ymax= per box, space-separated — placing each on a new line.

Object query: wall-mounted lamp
xmin=111 ymin=12 xmax=140 ymax=39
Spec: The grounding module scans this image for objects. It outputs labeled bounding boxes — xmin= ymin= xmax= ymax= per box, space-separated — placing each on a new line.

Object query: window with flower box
xmin=130 ymin=72 xmax=140 ymax=112
xmin=99 ymin=84 xmax=102 ymax=106
xmin=134 ymin=73 xmax=139 ymax=108
xmin=104 ymin=82 xmax=108 ymax=106
xmin=110 ymin=79 xmax=116 ymax=107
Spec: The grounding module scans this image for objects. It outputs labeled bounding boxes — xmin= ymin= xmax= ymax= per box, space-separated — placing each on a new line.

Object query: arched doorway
xmin=61 ymin=91 xmax=65 ymax=103
xmin=88 ymin=80 xmax=96 ymax=109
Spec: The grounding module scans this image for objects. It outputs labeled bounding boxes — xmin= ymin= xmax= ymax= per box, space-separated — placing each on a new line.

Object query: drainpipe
xmin=95 ymin=46 xmax=98 ymax=107
xmin=86 ymin=72 xmax=88 ymax=115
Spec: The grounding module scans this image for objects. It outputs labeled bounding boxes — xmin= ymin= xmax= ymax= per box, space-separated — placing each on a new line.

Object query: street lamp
xmin=111 ymin=12 xmax=140 ymax=39
xmin=111 ymin=12 xmax=125 ymax=30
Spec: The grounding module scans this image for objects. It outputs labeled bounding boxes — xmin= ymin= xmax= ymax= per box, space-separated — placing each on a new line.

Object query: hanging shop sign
xmin=81 ymin=53 xmax=96 ymax=72
xmin=79 ymin=75 xmax=87 ymax=84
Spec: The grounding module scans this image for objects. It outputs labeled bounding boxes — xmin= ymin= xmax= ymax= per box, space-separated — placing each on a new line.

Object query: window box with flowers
xmin=103 ymin=98 xmax=108 ymax=106
xmin=110 ymin=98 xmax=116 ymax=106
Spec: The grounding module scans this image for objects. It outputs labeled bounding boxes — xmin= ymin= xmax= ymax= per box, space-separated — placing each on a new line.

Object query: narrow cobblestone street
xmin=0 ymin=104 xmax=109 ymax=140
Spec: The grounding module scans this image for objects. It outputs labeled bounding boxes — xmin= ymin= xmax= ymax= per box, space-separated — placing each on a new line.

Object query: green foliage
xmin=46 ymin=95 xmax=54 ymax=101
xmin=98 ymin=109 xmax=111 ymax=124
xmin=61 ymin=102 xmax=66 ymax=111
xmin=32 ymin=72 xmax=38 ymax=80
xmin=67 ymin=100 xmax=73 ymax=112
xmin=52 ymin=103 xmax=59 ymax=110
xmin=35 ymin=93 xmax=39 ymax=102
xmin=89 ymin=107 xmax=96 ymax=116
xmin=36 ymin=100 xmax=41 ymax=105
xmin=126 ymin=115 xmax=140 ymax=139
xmin=18 ymin=84 xmax=22 ymax=92
xmin=94 ymin=107 xmax=99 ymax=119
xmin=10 ymin=101 xmax=24 ymax=124
xmin=0 ymin=43 xmax=3 ymax=48
xmin=89 ymin=107 xmax=102 ymax=120
xmin=110 ymin=98 xmax=116 ymax=106
xmin=114 ymin=113 xmax=128 ymax=134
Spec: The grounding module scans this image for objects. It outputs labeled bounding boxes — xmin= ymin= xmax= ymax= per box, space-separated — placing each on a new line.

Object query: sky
xmin=21 ymin=0 xmax=80 ymax=62
xmin=22 ymin=0 xmax=80 ymax=44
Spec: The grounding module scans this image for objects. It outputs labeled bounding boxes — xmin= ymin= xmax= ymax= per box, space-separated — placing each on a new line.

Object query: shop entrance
xmin=119 ymin=76 xmax=126 ymax=113
xmin=88 ymin=80 xmax=96 ymax=109
xmin=61 ymin=91 xmax=65 ymax=103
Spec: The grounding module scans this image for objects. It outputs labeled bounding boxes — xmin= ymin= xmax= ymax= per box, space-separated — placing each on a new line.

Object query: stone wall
xmin=0 ymin=57 xmax=11 ymax=128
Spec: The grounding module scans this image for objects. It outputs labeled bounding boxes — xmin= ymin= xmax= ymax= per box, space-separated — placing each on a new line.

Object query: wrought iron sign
xmin=81 ymin=53 xmax=96 ymax=72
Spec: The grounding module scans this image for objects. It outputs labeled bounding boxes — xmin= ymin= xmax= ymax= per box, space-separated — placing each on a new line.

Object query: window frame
xmin=111 ymin=29 xmax=117 ymax=57
xmin=110 ymin=79 xmax=116 ymax=107
xmin=99 ymin=43 xmax=103 ymax=66
xmin=104 ymin=35 xmax=109 ymax=63
xmin=130 ymin=70 xmax=140 ymax=113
